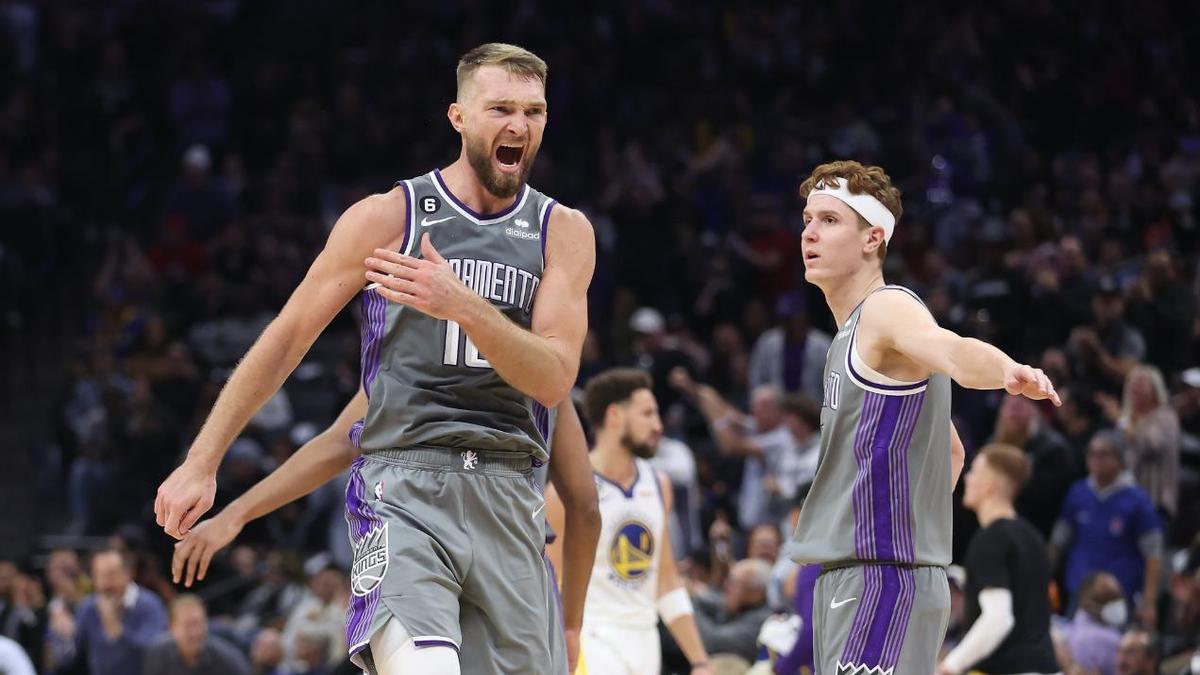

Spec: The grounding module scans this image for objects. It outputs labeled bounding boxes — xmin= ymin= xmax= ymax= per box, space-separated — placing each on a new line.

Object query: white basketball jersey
xmin=584 ymin=458 xmax=666 ymax=629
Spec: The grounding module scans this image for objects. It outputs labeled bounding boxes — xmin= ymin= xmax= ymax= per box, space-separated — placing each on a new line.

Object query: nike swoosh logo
xmin=830 ymin=597 xmax=857 ymax=609
xmin=421 ymin=215 xmax=455 ymax=227
xmin=532 ymin=502 xmax=545 ymax=520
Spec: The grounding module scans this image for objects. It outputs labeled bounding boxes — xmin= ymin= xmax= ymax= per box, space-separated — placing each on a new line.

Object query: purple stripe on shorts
xmin=880 ymin=568 xmax=916 ymax=668
xmin=413 ymin=639 xmax=460 ymax=651
xmin=841 ymin=565 xmax=882 ymax=663
xmin=858 ymin=566 xmax=902 ymax=666
xmin=344 ymin=457 xmax=383 ymax=650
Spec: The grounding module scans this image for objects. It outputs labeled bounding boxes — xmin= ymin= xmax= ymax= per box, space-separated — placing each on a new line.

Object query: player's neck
xmin=822 ymin=268 xmax=885 ymax=327
xmin=591 ymin=436 xmax=638 ymax=487
xmin=439 ymin=158 xmax=519 ymax=215
xmin=976 ymin=498 xmax=1017 ymax=527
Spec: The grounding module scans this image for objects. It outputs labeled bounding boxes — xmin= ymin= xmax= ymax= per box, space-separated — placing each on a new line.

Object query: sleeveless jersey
xmin=790 ymin=285 xmax=952 ymax=567
xmin=584 ymin=458 xmax=667 ymax=629
xmin=352 ymin=169 xmax=557 ymax=461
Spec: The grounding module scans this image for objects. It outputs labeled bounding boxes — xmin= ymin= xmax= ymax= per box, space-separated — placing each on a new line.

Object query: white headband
xmin=808 ymin=177 xmax=896 ymax=243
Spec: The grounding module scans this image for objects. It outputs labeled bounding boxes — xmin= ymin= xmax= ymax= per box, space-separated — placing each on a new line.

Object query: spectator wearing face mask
xmin=1054 ymin=571 xmax=1126 ymax=675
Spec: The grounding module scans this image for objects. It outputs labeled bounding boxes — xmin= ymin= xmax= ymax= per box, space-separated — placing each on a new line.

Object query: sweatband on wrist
xmin=657 ymin=588 xmax=694 ymax=624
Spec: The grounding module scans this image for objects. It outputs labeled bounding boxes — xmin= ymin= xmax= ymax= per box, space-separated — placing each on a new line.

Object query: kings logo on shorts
xmin=350 ymin=525 xmax=388 ymax=596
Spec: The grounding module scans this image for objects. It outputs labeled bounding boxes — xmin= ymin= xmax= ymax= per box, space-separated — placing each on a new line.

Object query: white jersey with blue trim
xmin=584 ymin=457 xmax=666 ymax=629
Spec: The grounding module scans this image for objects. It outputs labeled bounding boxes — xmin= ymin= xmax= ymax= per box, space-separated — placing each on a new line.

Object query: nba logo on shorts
xmin=350 ymin=525 xmax=389 ymax=596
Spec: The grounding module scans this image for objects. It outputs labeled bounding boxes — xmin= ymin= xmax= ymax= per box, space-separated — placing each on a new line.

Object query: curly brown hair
xmin=799 ymin=160 xmax=902 ymax=260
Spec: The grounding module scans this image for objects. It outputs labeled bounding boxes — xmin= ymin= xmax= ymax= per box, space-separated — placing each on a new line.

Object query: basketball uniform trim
xmin=838 ymin=565 xmax=917 ymax=671
xmin=359 ymin=288 xmax=388 ymax=398
xmin=538 ymin=198 xmax=556 ymax=262
xmin=595 ymin=467 xmax=640 ymax=499
xmin=851 ymin=391 xmax=925 ymax=562
xmin=845 ymin=323 xmax=928 ymax=395
xmin=345 ymin=456 xmax=385 ymax=657
xmin=650 ymin=468 xmax=665 ymax=508
xmin=400 ymin=179 xmax=418 ymax=256
xmin=431 ymin=169 xmax=531 ymax=224
xmin=411 ymin=637 xmax=460 ymax=651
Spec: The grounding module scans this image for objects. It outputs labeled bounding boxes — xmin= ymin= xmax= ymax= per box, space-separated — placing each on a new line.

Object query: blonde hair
xmin=799 ymin=160 xmax=903 ymax=260
xmin=456 ymin=43 xmax=548 ymax=100
xmin=1119 ymin=364 xmax=1170 ymax=429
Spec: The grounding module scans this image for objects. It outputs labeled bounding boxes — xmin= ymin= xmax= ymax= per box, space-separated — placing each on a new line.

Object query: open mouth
xmin=804 ymin=251 xmax=820 ymax=263
xmin=495 ymin=144 xmax=524 ymax=168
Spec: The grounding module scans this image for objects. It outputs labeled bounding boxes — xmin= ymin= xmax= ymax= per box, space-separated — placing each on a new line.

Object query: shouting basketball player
xmin=788 ymin=160 xmax=1060 ymax=675
xmin=545 ymin=368 xmax=712 ymax=675
xmin=156 ymin=43 xmax=597 ymax=674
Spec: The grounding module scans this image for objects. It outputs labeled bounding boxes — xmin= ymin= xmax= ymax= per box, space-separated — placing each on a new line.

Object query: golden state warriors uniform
xmin=581 ymin=458 xmax=666 ymax=675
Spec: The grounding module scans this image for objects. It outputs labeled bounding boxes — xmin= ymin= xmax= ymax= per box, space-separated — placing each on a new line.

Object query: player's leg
xmin=369 ymin=617 xmax=461 ymax=675
xmin=811 ymin=565 xmax=867 ymax=674
xmin=826 ymin=565 xmax=940 ymax=674
xmin=893 ymin=566 xmax=951 ymax=673
xmin=346 ymin=457 xmax=467 ymax=671
xmin=458 ymin=458 xmax=560 ymax=674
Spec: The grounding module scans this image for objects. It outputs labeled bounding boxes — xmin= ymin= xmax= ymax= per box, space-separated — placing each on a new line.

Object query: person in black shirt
xmin=939 ymin=443 xmax=1060 ymax=675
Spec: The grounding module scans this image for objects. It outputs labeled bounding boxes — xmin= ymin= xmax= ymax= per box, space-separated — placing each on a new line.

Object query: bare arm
xmin=951 ymin=422 xmax=966 ymax=488
xmin=858 ymin=291 xmax=1060 ymax=405
xmin=668 ymin=367 xmax=761 ymax=458
xmin=546 ymin=401 xmax=601 ymax=639
xmin=157 ymin=191 xmax=407 ymax=537
xmin=172 ymin=390 xmax=367 ymax=586
xmin=367 ymin=206 xmax=595 ymax=407
xmin=656 ymin=472 xmax=711 ymax=672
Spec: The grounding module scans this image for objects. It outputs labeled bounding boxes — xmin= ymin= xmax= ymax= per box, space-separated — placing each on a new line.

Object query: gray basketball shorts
xmin=345 ymin=447 xmax=566 ymax=675
xmin=813 ymin=564 xmax=949 ymax=675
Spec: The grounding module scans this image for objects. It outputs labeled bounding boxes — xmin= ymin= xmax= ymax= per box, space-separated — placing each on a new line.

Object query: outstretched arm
xmin=859 ymin=291 xmax=1060 ymax=405
xmin=172 ymin=390 xmax=367 ymax=586
xmin=366 ymin=206 xmax=596 ymax=407
xmin=157 ymin=191 xmax=407 ymax=538
xmin=545 ymin=400 xmax=601 ymax=673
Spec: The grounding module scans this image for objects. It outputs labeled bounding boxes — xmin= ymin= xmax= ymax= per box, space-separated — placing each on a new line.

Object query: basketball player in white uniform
xmin=546 ymin=368 xmax=712 ymax=675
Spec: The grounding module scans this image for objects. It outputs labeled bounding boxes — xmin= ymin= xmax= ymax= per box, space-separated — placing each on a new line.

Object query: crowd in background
xmin=2 ymin=0 xmax=1200 ymax=673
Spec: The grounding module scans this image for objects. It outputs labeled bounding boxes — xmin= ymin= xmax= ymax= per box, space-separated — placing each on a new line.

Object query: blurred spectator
xmin=1068 ymin=277 xmax=1146 ymax=393
xmin=630 ymin=307 xmax=697 ymax=413
xmin=54 ymin=550 xmax=167 ymax=675
xmin=748 ymin=291 xmax=831 ymax=402
xmin=691 ymin=559 xmax=774 ymax=664
xmin=1054 ymin=571 xmax=1125 ymax=675
xmin=281 ymin=566 xmax=346 ymax=669
xmin=673 ymin=370 xmax=798 ymax=531
xmin=1127 ymin=250 xmax=1197 ymax=377
xmin=1050 ymin=431 xmax=1163 ymax=626
xmin=143 ymin=594 xmax=250 ymax=675
xmin=1113 ymin=365 xmax=1182 ymax=521
xmin=0 ymin=635 xmax=36 ymax=675
xmin=292 ymin=631 xmax=333 ymax=675
xmin=774 ymin=394 xmax=821 ymax=515
xmin=1114 ymin=629 xmax=1159 ymax=675
xmin=249 ymin=628 xmax=286 ymax=675
xmin=993 ymin=395 xmax=1077 ymax=538
xmin=651 ymin=434 xmax=705 ymax=556
xmin=1055 ymin=384 xmax=1102 ymax=468
xmin=0 ymin=560 xmax=43 ymax=667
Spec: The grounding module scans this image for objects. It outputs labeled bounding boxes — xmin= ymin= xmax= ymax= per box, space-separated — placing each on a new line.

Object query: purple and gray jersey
xmin=790 ymin=285 xmax=952 ymax=568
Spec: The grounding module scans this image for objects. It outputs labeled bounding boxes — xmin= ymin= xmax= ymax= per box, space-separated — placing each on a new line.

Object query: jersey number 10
xmin=443 ymin=320 xmax=491 ymax=369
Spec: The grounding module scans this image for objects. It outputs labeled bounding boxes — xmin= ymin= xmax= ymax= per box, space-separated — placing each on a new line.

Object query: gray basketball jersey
xmin=352 ymin=169 xmax=557 ymax=461
xmin=790 ymin=285 xmax=952 ymax=567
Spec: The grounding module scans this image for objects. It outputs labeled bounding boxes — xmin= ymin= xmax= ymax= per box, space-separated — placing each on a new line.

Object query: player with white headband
xmin=788 ymin=160 xmax=1060 ymax=674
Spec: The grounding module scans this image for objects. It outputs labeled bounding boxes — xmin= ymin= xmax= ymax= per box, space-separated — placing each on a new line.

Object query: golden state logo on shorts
xmin=608 ymin=520 xmax=654 ymax=582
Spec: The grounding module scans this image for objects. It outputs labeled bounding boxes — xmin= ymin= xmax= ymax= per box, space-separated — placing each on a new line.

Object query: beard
xmin=465 ymin=133 xmax=537 ymax=199
xmin=621 ymin=430 xmax=657 ymax=459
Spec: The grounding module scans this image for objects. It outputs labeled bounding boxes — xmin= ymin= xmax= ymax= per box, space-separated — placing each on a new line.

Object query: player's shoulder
xmin=546 ymin=202 xmax=593 ymax=234
xmin=858 ymin=285 xmax=933 ymax=328
xmin=336 ymin=188 xmax=408 ymax=231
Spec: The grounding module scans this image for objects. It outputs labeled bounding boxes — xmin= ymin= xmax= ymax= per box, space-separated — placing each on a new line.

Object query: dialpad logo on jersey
xmin=608 ymin=520 xmax=655 ymax=585
xmin=824 ymin=371 xmax=842 ymax=410
xmin=350 ymin=525 xmax=388 ymax=597
xmin=835 ymin=663 xmax=892 ymax=675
